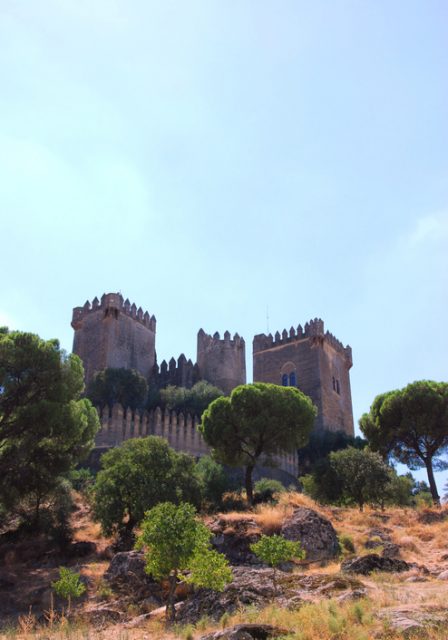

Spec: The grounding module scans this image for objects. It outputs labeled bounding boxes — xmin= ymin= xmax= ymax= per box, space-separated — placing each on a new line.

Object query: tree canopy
xmin=359 ymin=380 xmax=448 ymax=503
xmin=86 ymin=367 xmax=148 ymax=410
xmin=328 ymin=447 xmax=393 ymax=511
xmin=199 ymin=383 xmax=316 ymax=503
xmin=0 ymin=328 xmax=99 ymax=522
xmin=93 ymin=436 xmax=201 ymax=536
xmin=160 ymin=380 xmax=223 ymax=416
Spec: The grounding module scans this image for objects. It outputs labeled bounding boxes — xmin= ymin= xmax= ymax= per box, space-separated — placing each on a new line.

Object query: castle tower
xmin=253 ymin=319 xmax=354 ymax=435
xmin=197 ymin=329 xmax=246 ymax=395
xmin=71 ymin=293 xmax=156 ymax=384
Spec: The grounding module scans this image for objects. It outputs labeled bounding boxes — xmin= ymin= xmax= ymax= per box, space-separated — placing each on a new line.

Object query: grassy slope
xmin=2 ymin=492 xmax=448 ymax=639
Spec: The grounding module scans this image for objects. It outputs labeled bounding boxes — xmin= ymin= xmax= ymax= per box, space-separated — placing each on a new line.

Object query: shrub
xmin=52 ymin=567 xmax=86 ymax=612
xmin=254 ymin=478 xmax=285 ymax=504
xmin=250 ymin=534 xmax=305 ymax=595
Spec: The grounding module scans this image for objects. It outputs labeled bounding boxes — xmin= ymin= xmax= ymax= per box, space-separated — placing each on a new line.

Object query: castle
xmin=72 ymin=293 xmax=354 ymax=478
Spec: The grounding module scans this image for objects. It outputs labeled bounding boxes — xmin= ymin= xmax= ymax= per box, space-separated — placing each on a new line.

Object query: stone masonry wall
xmin=95 ymin=404 xmax=298 ymax=478
xmin=253 ymin=319 xmax=354 ymax=436
xmin=197 ymin=329 xmax=246 ymax=395
xmin=72 ymin=293 xmax=156 ymax=384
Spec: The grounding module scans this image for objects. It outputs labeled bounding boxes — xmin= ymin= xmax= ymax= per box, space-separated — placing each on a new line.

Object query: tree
xmin=298 ymin=429 xmax=367 ymax=476
xmin=160 ymin=381 xmax=223 ymax=416
xmin=200 ymin=383 xmax=316 ymax=503
xmin=93 ymin=436 xmax=201 ymax=536
xmin=250 ymin=534 xmax=304 ymax=595
xmin=136 ymin=502 xmax=232 ymax=622
xmin=86 ymin=367 xmax=148 ymax=410
xmin=360 ymin=381 xmax=448 ymax=504
xmin=328 ymin=447 xmax=393 ymax=511
xmin=195 ymin=455 xmax=233 ymax=509
xmin=52 ymin=567 xmax=86 ymax=613
xmin=0 ymin=329 xmax=99 ymax=523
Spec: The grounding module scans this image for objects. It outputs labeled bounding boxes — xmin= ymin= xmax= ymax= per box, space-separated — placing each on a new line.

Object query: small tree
xmin=329 ymin=447 xmax=392 ymax=511
xmin=250 ymin=534 xmax=305 ymax=595
xmin=136 ymin=502 xmax=232 ymax=622
xmin=200 ymin=383 xmax=316 ymax=503
xmin=52 ymin=567 xmax=86 ymax=613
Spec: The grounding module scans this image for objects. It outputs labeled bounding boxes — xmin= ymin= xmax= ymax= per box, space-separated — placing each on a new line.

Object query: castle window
xmin=281 ymin=374 xmax=288 ymax=386
xmin=332 ymin=376 xmax=336 ymax=391
xmin=336 ymin=380 xmax=340 ymax=395
xmin=289 ymin=371 xmax=296 ymax=387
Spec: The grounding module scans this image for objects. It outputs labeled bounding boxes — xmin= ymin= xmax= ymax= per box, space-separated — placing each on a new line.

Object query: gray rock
xmin=437 ymin=569 xmax=448 ymax=580
xmin=341 ymin=554 xmax=409 ymax=575
xmin=104 ymin=551 xmax=148 ymax=587
xmin=199 ymin=623 xmax=290 ymax=640
xmin=210 ymin=518 xmax=261 ymax=565
xmin=280 ymin=507 xmax=339 ymax=561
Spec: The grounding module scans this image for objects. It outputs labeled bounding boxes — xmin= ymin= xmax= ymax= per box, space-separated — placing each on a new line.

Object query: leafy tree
xmin=87 ymin=367 xmax=148 ymax=410
xmin=161 ymin=381 xmax=223 ymax=416
xmin=298 ymin=429 xmax=367 ymax=475
xmin=136 ymin=502 xmax=232 ymax=622
xmin=328 ymin=447 xmax=393 ymax=511
xmin=93 ymin=436 xmax=201 ymax=536
xmin=200 ymin=383 xmax=316 ymax=503
xmin=360 ymin=381 xmax=448 ymax=504
xmin=0 ymin=329 xmax=99 ymax=524
xmin=195 ymin=455 xmax=233 ymax=509
xmin=52 ymin=567 xmax=86 ymax=613
xmin=250 ymin=534 xmax=304 ymax=595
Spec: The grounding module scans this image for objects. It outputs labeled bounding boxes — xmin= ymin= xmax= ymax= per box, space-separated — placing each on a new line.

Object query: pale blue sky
xmin=1 ymin=1 xmax=447 ymax=492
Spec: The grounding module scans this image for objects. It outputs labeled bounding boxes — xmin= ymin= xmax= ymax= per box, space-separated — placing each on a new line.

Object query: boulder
xmin=104 ymin=551 xmax=148 ymax=587
xmin=280 ymin=507 xmax=339 ymax=561
xmin=104 ymin=550 xmax=161 ymax=601
xmin=199 ymin=624 xmax=290 ymax=640
xmin=209 ymin=517 xmax=262 ymax=565
xmin=341 ymin=554 xmax=409 ymax=575
xmin=437 ymin=570 xmax=448 ymax=580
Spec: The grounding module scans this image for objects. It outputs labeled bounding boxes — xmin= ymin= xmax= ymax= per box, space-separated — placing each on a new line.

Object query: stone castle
xmin=72 ymin=293 xmax=354 ymax=479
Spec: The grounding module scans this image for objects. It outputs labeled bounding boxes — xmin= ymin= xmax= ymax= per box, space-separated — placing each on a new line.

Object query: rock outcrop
xmin=280 ymin=507 xmax=339 ymax=562
xmin=341 ymin=554 xmax=409 ymax=575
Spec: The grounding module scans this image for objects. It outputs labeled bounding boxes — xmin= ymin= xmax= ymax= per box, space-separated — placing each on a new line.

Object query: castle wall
xmin=197 ymin=329 xmax=246 ymax=395
xmin=253 ymin=319 xmax=354 ymax=436
xmin=94 ymin=404 xmax=298 ymax=479
xmin=72 ymin=294 xmax=156 ymax=384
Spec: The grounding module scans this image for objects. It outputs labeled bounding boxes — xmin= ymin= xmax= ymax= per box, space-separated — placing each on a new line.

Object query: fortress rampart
xmin=94 ymin=403 xmax=298 ymax=478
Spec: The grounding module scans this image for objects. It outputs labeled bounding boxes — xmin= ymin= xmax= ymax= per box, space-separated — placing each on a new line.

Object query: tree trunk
xmin=424 ymin=457 xmax=440 ymax=505
xmin=166 ymin=570 xmax=178 ymax=623
xmin=245 ymin=464 xmax=254 ymax=505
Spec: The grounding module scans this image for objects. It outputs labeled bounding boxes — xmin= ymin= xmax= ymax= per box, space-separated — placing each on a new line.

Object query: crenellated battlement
xmin=253 ymin=318 xmax=351 ymax=362
xmin=153 ymin=354 xmax=200 ymax=389
xmin=197 ymin=328 xmax=247 ymax=395
xmin=71 ymin=292 xmax=156 ymax=332
xmin=197 ymin=328 xmax=245 ymax=349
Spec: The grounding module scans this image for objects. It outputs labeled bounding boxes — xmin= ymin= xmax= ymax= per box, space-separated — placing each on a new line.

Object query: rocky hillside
xmin=1 ymin=492 xmax=448 ymax=639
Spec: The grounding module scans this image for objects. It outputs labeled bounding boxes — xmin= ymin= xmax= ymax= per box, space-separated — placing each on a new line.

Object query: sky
xmin=1 ymin=1 xmax=447 ymax=491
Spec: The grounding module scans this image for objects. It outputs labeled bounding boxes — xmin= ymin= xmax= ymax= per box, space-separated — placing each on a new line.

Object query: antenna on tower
xmin=266 ymin=305 xmax=270 ymax=333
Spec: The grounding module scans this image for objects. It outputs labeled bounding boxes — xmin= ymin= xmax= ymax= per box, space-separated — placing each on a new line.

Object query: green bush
xmin=251 ymin=534 xmax=305 ymax=595
xmin=254 ymin=478 xmax=285 ymax=503
xmin=52 ymin=567 xmax=86 ymax=611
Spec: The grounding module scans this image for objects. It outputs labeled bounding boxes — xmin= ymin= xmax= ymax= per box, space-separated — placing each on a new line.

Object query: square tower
xmin=253 ymin=319 xmax=354 ymax=435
